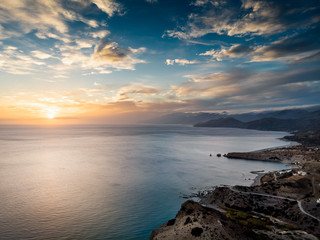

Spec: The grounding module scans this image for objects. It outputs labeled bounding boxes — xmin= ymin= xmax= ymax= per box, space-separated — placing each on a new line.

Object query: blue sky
xmin=0 ymin=0 xmax=319 ymax=123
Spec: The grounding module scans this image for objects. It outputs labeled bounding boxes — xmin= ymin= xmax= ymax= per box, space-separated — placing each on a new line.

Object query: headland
xmin=151 ymin=131 xmax=320 ymax=239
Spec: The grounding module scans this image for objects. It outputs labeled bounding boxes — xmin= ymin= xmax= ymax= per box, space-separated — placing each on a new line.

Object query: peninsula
xmin=151 ymin=131 xmax=320 ymax=239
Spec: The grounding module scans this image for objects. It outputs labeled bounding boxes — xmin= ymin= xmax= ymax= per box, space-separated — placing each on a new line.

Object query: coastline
xmin=250 ymin=171 xmax=266 ymax=186
xmin=250 ymin=140 xmax=300 ymax=153
xmin=151 ymin=131 xmax=320 ymax=240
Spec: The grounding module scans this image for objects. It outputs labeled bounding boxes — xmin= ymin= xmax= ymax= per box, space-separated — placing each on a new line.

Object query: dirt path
xmin=228 ymin=186 xmax=320 ymax=222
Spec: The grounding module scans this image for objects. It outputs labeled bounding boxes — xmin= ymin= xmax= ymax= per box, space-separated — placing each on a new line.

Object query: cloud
xmin=293 ymin=51 xmax=320 ymax=64
xmin=0 ymin=83 xmax=165 ymax=122
xmin=251 ymin=27 xmax=320 ymax=62
xmin=146 ymin=0 xmax=158 ymax=3
xmin=0 ymin=0 xmax=146 ymax=75
xmin=126 ymin=88 xmax=160 ymax=94
xmin=2 ymin=63 xmax=319 ymax=122
xmin=89 ymin=30 xmax=110 ymax=39
xmin=0 ymin=46 xmax=48 ymax=74
xmin=1 ymin=40 xmax=145 ymax=76
xmin=116 ymin=83 xmax=161 ymax=101
xmin=165 ymin=59 xmax=199 ymax=65
xmin=200 ymin=44 xmax=254 ymax=61
xmin=91 ymin=0 xmax=122 ymax=16
xmin=93 ymin=41 xmax=131 ymax=62
xmin=191 ymin=0 xmax=226 ymax=7
xmin=31 ymin=51 xmax=54 ymax=60
xmin=167 ymin=65 xmax=320 ymax=111
xmin=88 ymin=41 xmax=146 ymax=71
xmin=165 ymin=0 xmax=320 ymax=39
xmin=0 ymin=0 xmax=121 ymax=40
xmin=0 ymin=1 xmax=66 ymax=37
xmin=200 ymin=26 xmax=320 ymax=63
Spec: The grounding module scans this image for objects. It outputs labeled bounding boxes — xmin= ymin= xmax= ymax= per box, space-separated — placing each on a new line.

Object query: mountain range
xmin=149 ymin=106 xmax=320 ymax=131
xmin=194 ymin=110 xmax=320 ymax=131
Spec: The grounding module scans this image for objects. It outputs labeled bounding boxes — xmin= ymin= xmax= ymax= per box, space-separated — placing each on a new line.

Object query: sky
xmin=0 ymin=0 xmax=319 ymax=124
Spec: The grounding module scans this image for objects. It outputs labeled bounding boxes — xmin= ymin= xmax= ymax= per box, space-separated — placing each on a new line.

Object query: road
xmin=227 ymin=186 xmax=320 ymax=222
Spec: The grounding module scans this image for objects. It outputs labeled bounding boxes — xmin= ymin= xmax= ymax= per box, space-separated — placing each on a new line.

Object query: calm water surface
xmin=0 ymin=125 xmax=291 ymax=239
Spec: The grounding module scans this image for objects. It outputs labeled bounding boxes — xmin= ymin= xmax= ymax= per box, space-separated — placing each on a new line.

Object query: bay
xmin=0 ymin=125 xmax=290 ymax=239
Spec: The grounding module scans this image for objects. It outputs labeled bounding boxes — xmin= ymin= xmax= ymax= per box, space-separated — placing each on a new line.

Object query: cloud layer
xmin=0 ymin=0 xmax=145 ymax=75
xmin=200 ymin=26 xmax=320 ymax=63
xmin=167 ymin=65 xmax=320 ymax=112
xmin=166 ymin=0 xmax=320 ymax=39
xmin=0 ymin=0 xmax=319 ymax=123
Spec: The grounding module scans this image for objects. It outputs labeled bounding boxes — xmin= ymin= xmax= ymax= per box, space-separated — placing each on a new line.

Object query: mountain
xmin=194 ymin=110 xmax=320 ymax=131
xmin=305 ymin=109 xmax=320 ymax=119
xmin=194 ymin=117 xmax=243 ymax=128
xmin=148 ymin=106 xmax=320 ymax=125
xmin=231 ymin=109 xmax=309 ymax=122
xmin=283 ymin=130 xmax=320 ymax=146
xmin=148 ymin=112 xmax=225 ymax=124
xmin=244 ymin=118 xmax=299 ymax=131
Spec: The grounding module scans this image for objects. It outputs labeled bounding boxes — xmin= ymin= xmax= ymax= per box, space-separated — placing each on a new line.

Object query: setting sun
xmin=47 ymin=113 xmax=55 ymax=119
xmin=44 ymin=107 xmax=58 ymax=120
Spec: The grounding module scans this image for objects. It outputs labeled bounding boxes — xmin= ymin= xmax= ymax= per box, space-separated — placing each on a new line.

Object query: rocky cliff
xmin=151 ymin=133 xmax=320 ymax=240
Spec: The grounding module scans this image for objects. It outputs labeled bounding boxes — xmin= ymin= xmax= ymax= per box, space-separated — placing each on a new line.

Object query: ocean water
xmin=0 ymin=125 xmax=290 ymax=239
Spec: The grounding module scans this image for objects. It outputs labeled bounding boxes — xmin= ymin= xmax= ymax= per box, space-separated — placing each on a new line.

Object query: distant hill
xmin=194 ymin=117 xmax=243 ymax=128
xmin=148 ymin=112 xmax=225 ymax=124
xmin=305 ymin=109 xmax=320 ymax=119
xmin=244 ymin=118 xmax=300 ymax=131
xmin=194 ymin=110 xmax=320 ymax=131
xmin=148 ymin=106 xmax=320 ymax=125
xmin=232 ymin=109 xmax=310 ymax=122
xmin=283 ymin=130 xmax=320 ymax=145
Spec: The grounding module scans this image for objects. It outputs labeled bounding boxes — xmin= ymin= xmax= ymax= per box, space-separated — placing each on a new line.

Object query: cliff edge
xmin=151 ymin=132 xmax=320 ymax=239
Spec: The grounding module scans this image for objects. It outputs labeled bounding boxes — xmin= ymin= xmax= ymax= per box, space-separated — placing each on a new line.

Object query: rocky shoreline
xmin=150 ymin=131 xmax=320 ymax=239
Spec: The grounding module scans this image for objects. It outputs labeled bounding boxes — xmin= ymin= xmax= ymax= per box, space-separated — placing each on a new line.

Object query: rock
xmin=167 ymin=218 xmax=176 ymax=226
xmin=150 ymin=200 xmax=319 ymax=240
xmin=191 ymin=227 xmax=203 ymax=237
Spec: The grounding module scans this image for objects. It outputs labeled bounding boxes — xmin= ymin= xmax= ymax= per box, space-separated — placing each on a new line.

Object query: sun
xmin=44 ymin=107 xmax=59 ymax=119
xmin=47 ymin=112 xmax=55 ymax=119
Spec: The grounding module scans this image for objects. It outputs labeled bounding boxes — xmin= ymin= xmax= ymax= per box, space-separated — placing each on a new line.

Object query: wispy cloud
xmin=0 ymin=0 xmax=146 ymax=75
xmin=89 ymin=30 xmax=110 ymax=39
xmin=59 ymin=41 xmax=146 ymax=72
xmin=165 ymin=59 xmax=199 ymax=65
xmin=167 ymin=65 xmax=320 ymax=111
xmin=200 ymin=44 xmax=254 ymax=61
xmin=31 ymin=50 xmax=54 ymax=60
xmin=115 ymin=83 xmax=161 ymax=101
xmin=0 ymin=82 xmax=164 ymax=121
xmin=251 ymin=27 xmax=320 ymax=62
xmin=1 ymin=0 xmax=319 ymax=123
xmin=91 ymin=0 xmax=123 ymax=16
xmin=94 ymin=41 xmax=132 ymax=63
xmin=2 ymin=63 xmax=319 ymax=121
xmin=0 ymin=0 xmax=121 ymax=39
xmin=191 ymin=0 xmax=226 ymax=7
xmin=0 ymin=46 xmax=48 ymax=75
xmin=199 ymin=25 xmax=320 ymax=63
xmin=165 ymin=0 xmax=320 ymax=39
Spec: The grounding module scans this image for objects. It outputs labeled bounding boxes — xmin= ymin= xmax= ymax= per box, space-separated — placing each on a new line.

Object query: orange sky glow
xmin=1 ymin=0 xmax=319 ymax=125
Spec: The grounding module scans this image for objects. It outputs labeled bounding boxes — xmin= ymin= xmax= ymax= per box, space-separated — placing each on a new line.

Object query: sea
xmin=0 ymin=124 xmax=291 ymax=239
